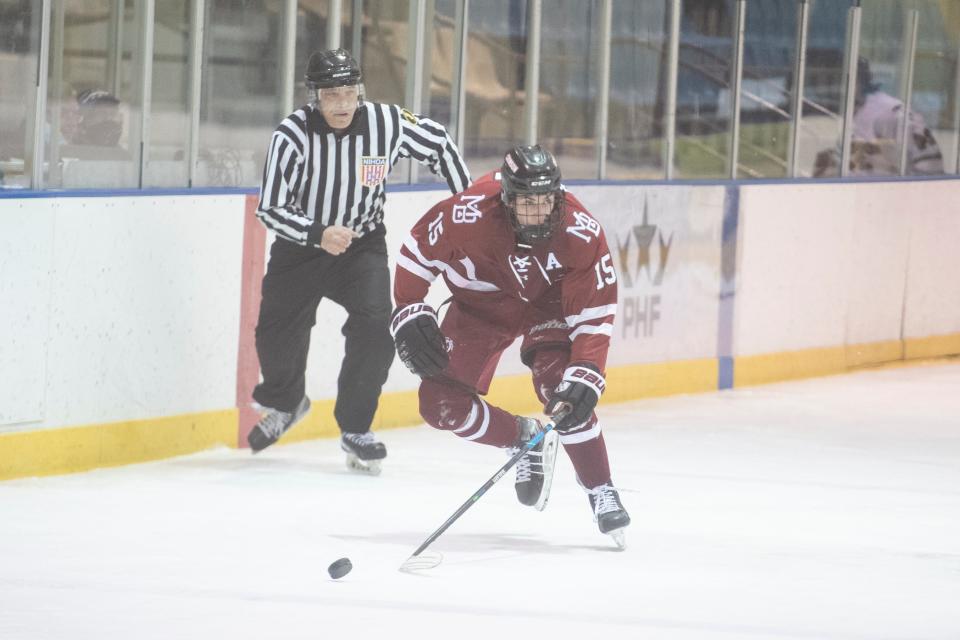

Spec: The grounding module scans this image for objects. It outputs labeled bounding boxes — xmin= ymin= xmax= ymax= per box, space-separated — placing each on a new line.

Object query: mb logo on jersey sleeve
xmin=567 ymin=211 xmax=602 ymax=242
xmin=452 ymin=195 xmax=484 ymax=224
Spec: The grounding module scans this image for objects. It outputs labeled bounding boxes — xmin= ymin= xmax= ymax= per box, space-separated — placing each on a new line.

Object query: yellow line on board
xmin=0 ymin=409 xmax=236 ymax=481
xmin=3 ymin=335 xmax=957 ymax=481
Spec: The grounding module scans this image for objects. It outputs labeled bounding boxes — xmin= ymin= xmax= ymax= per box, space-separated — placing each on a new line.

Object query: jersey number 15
xmin=594 ymin=254 xmax=616 ymax=290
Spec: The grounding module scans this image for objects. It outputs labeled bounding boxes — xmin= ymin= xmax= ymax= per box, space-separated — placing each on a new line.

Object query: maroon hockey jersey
xmin=394 ymin=172 xmax=618 ymax=371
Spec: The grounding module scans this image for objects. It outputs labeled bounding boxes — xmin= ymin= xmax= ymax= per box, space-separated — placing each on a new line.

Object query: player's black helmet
xmin=305 ymin=48 xmax=362 ymax=90
xmin=501 ymin=144 xmax=563 ymax=246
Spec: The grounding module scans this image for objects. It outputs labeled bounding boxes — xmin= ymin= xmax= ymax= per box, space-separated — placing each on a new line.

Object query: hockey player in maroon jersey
xmin=390 ymin=144 xmax=630 ymax=545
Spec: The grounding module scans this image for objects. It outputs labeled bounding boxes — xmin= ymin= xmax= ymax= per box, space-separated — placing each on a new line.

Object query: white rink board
xmin=577 ymin=184 xmax=725 ymax=365
xmin=845 ymin=182 xmax=912 ymax=346
xmin=3 ymin=178 xmax=960 ymax=436
xmin=902 ymin=180 xmax=960 ymax=339
xmin=736 ymin=179 xmax=960 ymax=357
xmin=0 ymin=201 xmax=55 ymax=425
xmin=0 ymin=195 xmax=246 ymax=432
xmin=736 ymin=183 xmax=857 ymax=356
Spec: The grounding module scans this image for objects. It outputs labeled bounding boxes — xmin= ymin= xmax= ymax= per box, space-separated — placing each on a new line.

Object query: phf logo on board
xmin=613 ymin=197 xmax=673 ymax=339
xmin=360 ymin=156 xmax=388 ymax=187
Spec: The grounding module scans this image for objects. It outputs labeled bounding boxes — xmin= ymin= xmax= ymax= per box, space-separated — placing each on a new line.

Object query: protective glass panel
xmin=411 ymin=0 xmax=457 ymax=185
xmin=294 ymin=0 xmax=331 ymax=111
xmin=902 ymin=0 xmax=956 ymax=174
xmin=849 ymin=1 xmax=910 ymax=177
xmin=144 ymin=0 xmax=191 ymax=187
xmin=800 ymin=0 xmax=850 ymax=178
xmin=606 ymin=0 xmax=668 ymax=180
xmin=538 ymin=0 xmax=599 ymax=180
xmin=45 ymin=0 xmax=139 ymax=190
xmin=462 ymin=0 xmax=529 ymax=178
xmin=674 ymin=0 xmax=735 ymax=179
xmin=359 ymin=0 xmax=410 ymax=184
xmin=358 ymin=0 xmax=409 ymax=108
xmin=196 ymin=0 xmax=283 ymax=187
xmin=736 ymin=0 xmax=798 ymax=178
xmin=0 ymin=0 xmax=40 ymax=189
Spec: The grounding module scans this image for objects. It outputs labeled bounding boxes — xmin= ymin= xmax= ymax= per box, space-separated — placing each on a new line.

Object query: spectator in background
xmin=71 ymin=89 xmax=124 ymax=147
xmin=60 ymin=89 xmax=129 ymax=164
xmin=814 ymin=58 xmax=944 ymax=177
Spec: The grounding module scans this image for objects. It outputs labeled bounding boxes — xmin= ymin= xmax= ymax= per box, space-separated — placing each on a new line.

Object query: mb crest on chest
xmin=360 ymin=156 xmax=388 ymax=186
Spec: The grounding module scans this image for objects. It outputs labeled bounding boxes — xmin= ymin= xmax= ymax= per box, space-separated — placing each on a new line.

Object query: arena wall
xmin=2 ymin=177 xmax=959 ymax=479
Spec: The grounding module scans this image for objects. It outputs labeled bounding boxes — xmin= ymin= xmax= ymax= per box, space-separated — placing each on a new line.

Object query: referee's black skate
xmin=247 ymin=396 xmax=311 ymax=453
xmin=587 ymin=483 xmax=630 ymax=549
xmin=341 ymin=432 xmax=387 ymax=475
xmin=509 ymin=416 xmax=559 ymax=511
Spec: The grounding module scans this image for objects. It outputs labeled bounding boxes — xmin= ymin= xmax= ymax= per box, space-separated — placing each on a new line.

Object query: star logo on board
xmin=615 ymin=198 xmax=671 ymax=288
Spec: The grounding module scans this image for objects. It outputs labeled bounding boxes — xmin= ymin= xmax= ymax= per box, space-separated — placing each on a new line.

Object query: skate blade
xmin=399 ymin=551 xmax=443 ymax=572
xmin=345 ymin=454 xmax=382 ymax=476
xmin=607 ymin=528 xmax=627 ymax=550
xmin=534 ymin=429 xmax=560 ymax=512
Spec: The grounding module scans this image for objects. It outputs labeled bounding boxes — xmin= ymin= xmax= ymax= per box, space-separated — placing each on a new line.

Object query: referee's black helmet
xmin=305 ymin=49 xmax=362 ymax=90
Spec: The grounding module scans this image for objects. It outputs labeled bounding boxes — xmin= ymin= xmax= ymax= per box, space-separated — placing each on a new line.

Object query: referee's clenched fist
xmin=320 ymin=226 xmax=358 ymax=256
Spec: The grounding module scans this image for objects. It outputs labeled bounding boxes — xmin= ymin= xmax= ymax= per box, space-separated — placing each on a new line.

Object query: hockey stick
xmin=399 ymin=419 xmax=560 ymax=572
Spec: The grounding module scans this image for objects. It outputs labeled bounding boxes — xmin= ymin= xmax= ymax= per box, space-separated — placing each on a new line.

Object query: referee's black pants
xmin=252 ymin=225 xmax=395 ymax=435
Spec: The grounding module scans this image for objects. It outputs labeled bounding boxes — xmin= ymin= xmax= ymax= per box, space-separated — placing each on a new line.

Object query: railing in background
xmin=2 ymin=0 xmax=958 ymax=192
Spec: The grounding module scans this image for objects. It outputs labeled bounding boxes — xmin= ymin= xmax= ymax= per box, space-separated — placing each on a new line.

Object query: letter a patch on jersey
xmin=360 ymin=156 xmax=388 ymax=187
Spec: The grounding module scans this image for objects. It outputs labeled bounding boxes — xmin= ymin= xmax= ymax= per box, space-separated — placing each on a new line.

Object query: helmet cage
xmin=500 ymin=146 xmax=564 ymax=246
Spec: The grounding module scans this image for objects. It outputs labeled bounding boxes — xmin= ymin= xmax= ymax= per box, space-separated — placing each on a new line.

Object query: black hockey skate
xmin=587 ymin=483 xmax=630 ymax=549
xmin=247 ymin=396 xmax=311 ymax=453
xmin=340 ymin=432 xmax=387 ymax=475
xmin=509 ymin=416 xmax=559 ymax=511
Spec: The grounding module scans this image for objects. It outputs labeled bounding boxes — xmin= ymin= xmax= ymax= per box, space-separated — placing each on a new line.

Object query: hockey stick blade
xmin=399 ymin=550 xmax=443 ymax=572
xmin=398 ymin=416 xmax=563 ymax=572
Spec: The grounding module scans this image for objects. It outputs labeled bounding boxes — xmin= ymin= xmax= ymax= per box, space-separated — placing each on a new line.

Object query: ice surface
xmin=2 ymin=362 xmax=959 ymax=639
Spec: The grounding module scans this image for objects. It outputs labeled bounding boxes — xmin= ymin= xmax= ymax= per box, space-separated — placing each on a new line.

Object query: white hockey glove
xmin=390 ymin=303 xmax=449 ymax=378
xmin=544 ymin=363 xmax=605 ymax=433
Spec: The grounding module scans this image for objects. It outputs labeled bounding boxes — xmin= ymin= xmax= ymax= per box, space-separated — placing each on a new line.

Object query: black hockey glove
xmin=390 ymin=303 xmax=449 ymax=378
xmin=544 ymin=363 xmax=606 ymax=433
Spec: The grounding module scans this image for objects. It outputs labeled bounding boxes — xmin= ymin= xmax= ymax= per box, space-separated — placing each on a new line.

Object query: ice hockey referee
xmin=248 ymin=48 xmax=471 ymax=474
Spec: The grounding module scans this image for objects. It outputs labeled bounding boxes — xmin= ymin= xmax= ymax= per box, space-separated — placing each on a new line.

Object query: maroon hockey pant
xmin=417 ymin=304 xmax=612 ymax=489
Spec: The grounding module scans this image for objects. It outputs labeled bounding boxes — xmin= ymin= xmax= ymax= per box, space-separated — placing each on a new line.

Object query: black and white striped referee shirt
xmin=256 ymin=102 xmax=471 ymax=247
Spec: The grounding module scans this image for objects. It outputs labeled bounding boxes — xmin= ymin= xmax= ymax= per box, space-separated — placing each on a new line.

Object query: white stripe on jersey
xmin=565 ymin=304 xmax=618 ymax=327
xmin=558 ymin=420 xmax=602 ymax=445
xmin=569 ymin=323 xmax=614 ymax=340
xmin=321 ymin=134 xmax=337 ymax=226
xmin=397 ymin=253 xmax=438 ymax=283
xmin=402 ymin=238 xmax=500 ymax=292
xmin=306 ymin=130 xmax=322 ymax=224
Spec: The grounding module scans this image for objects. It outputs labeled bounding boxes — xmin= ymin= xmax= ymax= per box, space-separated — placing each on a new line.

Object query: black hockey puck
xmin=327 ymin=557 xmax=353 ymax=579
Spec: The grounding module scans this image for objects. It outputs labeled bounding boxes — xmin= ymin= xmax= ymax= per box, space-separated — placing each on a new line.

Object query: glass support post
xmin=787 ymin=0 xmax=810 ymax=177
xmin=839 ymin=1 xmax=863 ymax=178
